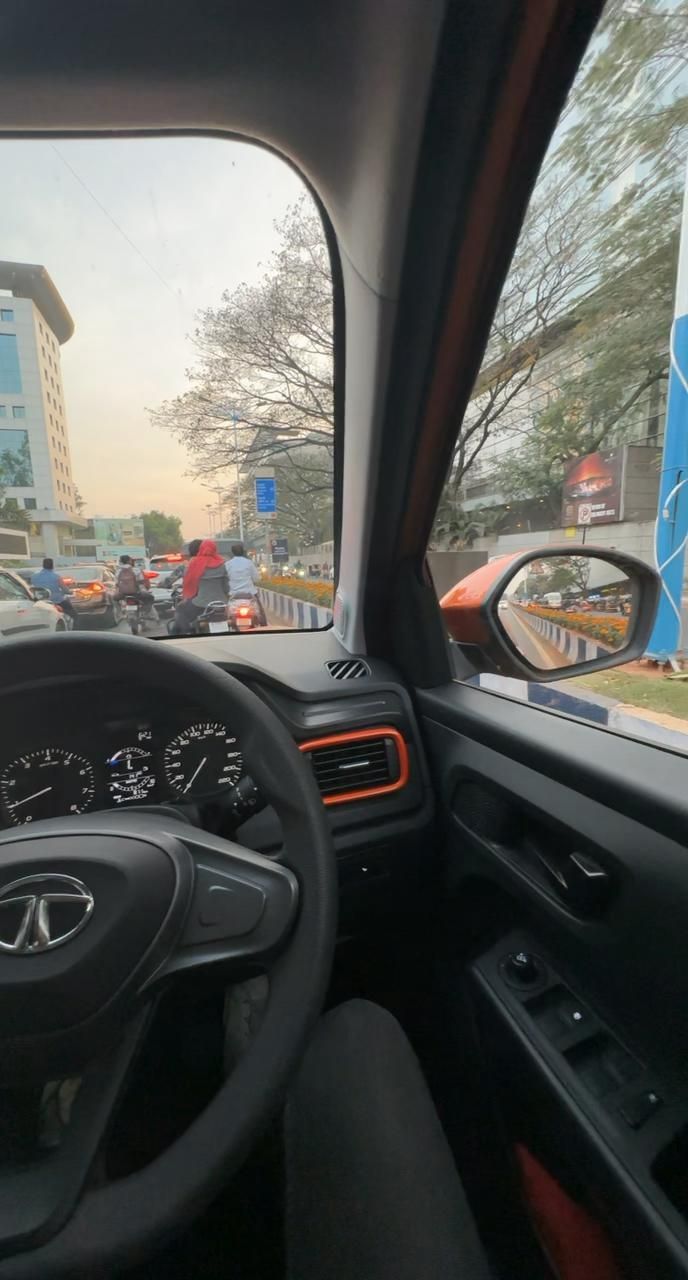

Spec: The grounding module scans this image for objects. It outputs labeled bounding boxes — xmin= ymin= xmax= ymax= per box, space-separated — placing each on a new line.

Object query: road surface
xmin=498 ymin=603 xmax=570 ymax=670
xmin=107 ymin=603 xmax=294 ymax=639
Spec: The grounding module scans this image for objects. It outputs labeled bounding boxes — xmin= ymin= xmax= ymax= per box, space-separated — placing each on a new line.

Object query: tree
xmin=73 ymin=487 xmax=86 ymax=516
xmin=0 ymin=488 xmax=29 ymax=530
xmin=493 ymin=0 xmax=688 ymax=517
xmin=139 ymin=510 xmax=183 ymax=555
xmin=443 ymin=181 xmax=598 ymax=507
xmin=430 ymin=500 xmax=507 ymax=550
xmin=266 ymin=449 xmax=334 ymax=547
xmin=149 ymin=197 xmax=334 ymax=506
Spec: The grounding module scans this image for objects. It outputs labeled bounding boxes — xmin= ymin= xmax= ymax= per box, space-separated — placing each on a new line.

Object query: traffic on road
xmin=0 ymin=551 xmax=296 ymax=642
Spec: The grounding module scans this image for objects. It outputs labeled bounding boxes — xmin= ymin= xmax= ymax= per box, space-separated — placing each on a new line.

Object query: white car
xmin=0 ymin=568 xmax=67 ymax=638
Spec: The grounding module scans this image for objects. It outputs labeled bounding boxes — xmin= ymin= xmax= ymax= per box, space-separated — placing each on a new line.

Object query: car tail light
xmin=62 ymin=576 xmax=74 ymax=585
xmin=143 ymin=570 xmax=157 ymax=580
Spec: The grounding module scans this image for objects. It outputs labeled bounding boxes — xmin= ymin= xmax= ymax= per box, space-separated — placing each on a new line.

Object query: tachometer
xmin=164 ymin=722 xmax=243 ymax=798
xmin=0 ymin=748 xmax=96 ymax=826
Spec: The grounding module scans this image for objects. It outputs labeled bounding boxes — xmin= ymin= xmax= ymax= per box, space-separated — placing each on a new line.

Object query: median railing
xmin=512 ymin=603 xmax=622 ymax=663
xmin=259 ymin=580 xmax=333 ymax=629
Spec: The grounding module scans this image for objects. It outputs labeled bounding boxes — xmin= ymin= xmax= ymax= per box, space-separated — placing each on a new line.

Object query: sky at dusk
xmin=1 ymin=137 xmax=306 ymax=538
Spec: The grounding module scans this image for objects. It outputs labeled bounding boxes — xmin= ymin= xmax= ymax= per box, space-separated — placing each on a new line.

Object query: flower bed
xmin=261 ymin=575 xmax=334 ymax=608
xmin=524 ymin=604 xmax=627 ymax=649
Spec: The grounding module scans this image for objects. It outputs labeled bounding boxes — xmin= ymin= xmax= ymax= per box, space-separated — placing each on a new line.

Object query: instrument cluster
xmin=0 ymin=716 xmax=244 ymax=828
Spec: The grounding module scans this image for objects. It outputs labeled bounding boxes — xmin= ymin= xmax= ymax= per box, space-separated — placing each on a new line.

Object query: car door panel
xmin=417 ymin=680 xmax=688 ymax=1278
xmin=0 ymin=602 xmax=22 ymax=636
xmin=0 ymin=573 xmax=52 ymax=636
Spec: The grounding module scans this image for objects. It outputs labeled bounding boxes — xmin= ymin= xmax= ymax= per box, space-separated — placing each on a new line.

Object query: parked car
xmin=0 ymin=567 xmax=67 ymax=637
xmin=61 ymin=563 xmax=123 ymax=628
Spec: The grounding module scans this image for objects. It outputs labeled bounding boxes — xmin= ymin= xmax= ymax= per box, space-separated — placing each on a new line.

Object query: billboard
xmin=93 ymin=517 xmax=146 ymax=561
xmin=0 ymin=429 xmax=33 ymax=486
xmin=561 ymin=447 xmax=625 ymax=527
xmin=93 ymin=517 xmax=145 ymax=547
xmin=0 ymin=527 xmax=30 ymax=559
xmin=270 ymin=536 xmax=289 ymax=562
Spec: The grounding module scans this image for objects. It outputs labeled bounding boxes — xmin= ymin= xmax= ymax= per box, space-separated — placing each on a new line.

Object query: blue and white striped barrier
xmin=259 ymin=587 xmax=333 ymax=630
xmin=477 ymin=672 xmax=688 ymax=752
xmin=514 ymin=606 xmax=612 ymax=663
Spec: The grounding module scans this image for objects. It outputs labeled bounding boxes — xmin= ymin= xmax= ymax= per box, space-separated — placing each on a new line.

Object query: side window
xmin=430 ymin=2 xmax=688 ymax=757
xmin=0 ymin=573 xmax=28 ymax=602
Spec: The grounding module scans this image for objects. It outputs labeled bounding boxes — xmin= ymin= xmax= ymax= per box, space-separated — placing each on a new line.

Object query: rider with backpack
xmin=115 ymin=555 xmax=156 ymax=620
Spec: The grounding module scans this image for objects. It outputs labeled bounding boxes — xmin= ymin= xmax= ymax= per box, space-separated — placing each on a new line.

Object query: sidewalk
xmin=477 ymin=669 xmax=688 ymax=752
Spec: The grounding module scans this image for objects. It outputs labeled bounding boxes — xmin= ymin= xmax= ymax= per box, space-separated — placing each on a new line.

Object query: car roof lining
xmin=0 ymin=0 xmax=445 ymax=302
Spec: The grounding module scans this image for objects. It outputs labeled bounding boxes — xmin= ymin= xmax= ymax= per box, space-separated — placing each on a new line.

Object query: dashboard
xmin=0 ymin=680 xmax=244 ymax=829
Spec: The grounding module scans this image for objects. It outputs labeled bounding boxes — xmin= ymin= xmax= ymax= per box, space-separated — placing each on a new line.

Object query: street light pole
xmin=232 ymin=411 xmax=245 ymax=544
xmin=647 ymin=156 xmax=688 ymax=664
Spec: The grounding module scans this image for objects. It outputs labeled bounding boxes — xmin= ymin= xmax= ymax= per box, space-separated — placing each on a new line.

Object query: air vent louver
xmin=299 ymin=728 xmax=408 ymax=805
xmin=325 ymin=659 xmax=370 ymax=680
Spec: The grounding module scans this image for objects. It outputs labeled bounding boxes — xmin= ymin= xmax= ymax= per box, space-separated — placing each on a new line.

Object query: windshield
xmin=0 ymin=138 xmax=335 ymax=638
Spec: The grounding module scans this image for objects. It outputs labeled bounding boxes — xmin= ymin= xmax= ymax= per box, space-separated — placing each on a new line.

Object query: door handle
xmin=522 ymin=839 xmax=611 ymax=915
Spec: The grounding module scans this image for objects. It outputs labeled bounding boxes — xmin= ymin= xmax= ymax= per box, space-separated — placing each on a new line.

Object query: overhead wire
xmin=49 ymin=142 xmax=179 ymax=300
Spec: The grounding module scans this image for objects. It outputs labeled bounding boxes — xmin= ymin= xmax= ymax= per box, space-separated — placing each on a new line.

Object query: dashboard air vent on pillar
xmin=325 ymin=659 xmax=370 ymax=680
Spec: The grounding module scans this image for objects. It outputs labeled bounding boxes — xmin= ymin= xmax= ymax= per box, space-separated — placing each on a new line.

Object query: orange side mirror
xmin=440 ymin=553 xmax=519 ymax=644
xmin=436 ymin=545 xmax=660 ymax=683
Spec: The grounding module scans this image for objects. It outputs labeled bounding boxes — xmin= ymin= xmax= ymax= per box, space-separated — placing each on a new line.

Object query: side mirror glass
xmin=495 ymin=554 xmax=633 ymax=671
xmin=440 ymin=545 xmax=660 ymax=682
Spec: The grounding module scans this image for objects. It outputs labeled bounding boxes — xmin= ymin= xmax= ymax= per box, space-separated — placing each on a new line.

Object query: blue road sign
xmin=255 ymin=475 xmax=277 ymax=515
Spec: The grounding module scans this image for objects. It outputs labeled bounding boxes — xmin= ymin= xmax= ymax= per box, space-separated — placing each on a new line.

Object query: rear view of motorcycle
xmin=228 ymin=596 xmax=262 ymax=631
xmin=197 ymin=600 xmax=234 ymax=635
xmin=167 ymin=591 xmax=236 ymax=636
xmin=123 ymin=594 xmax=142 ymax=635
xmin=123 ymin=595 xmax=160 ymax=635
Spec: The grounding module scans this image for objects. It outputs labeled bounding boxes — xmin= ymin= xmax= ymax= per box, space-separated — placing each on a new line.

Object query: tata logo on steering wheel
xmin=0 ymin=874 xmax=94 ymax=954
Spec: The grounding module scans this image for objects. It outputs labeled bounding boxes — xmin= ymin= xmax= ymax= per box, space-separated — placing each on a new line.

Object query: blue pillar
xmin=647 ymin=161 xmax=688 ymax=662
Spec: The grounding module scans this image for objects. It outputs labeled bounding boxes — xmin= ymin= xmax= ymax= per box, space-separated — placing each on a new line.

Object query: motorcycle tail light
xmin=238 ymin=606 xmax=251 ymax=616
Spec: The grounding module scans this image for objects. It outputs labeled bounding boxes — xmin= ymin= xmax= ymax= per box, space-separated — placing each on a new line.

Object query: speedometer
xmin=0 ymin=748 xmax=96 ymax=826
xmin=164 ymin=722 xmax=243 ymax=798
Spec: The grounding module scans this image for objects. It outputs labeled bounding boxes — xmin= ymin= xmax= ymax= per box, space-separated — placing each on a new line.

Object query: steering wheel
xmin=0 ymin=632 xmax=337 ymax=1278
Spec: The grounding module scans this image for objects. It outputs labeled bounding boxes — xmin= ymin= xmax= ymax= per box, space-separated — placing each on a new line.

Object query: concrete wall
xmin=426 ymin=550 xmax=488 ymax=598
xmin=472 ymin=519 xmax=657 ymax=568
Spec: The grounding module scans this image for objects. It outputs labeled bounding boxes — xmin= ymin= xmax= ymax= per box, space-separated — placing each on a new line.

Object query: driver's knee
xmin=285 ymin=999 xmax=489 ymax=1279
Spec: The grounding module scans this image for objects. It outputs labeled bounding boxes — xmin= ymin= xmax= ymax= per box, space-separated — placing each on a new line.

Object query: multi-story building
xmin=0 ymin=260 xmax=85 ymax=558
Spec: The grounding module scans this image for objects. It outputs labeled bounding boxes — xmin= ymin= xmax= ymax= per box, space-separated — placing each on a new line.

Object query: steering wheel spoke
xmin=150 ymin=829 xmax=298 ymax=983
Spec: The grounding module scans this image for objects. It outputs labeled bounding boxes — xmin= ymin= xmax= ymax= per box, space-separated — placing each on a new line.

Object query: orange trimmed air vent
xmin=299 ymin=726 xmax=409 ymax=805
